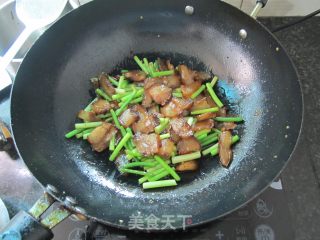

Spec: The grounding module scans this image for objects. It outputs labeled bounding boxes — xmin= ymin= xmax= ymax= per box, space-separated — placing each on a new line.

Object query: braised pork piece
xmin=66 ymin=56 xmax=243 ymax=189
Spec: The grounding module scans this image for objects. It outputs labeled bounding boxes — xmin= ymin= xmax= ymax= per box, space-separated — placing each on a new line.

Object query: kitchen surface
xmin=0 ymin=0 xmax=320 ymax=239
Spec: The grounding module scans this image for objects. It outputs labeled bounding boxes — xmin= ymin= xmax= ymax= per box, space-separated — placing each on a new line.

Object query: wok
xmin=6 ymin=0 xmax=303 ymax=236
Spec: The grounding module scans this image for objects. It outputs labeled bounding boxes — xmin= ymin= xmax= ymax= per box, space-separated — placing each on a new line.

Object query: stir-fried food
xmin=65 ymin=56 xmax=243 ymax=189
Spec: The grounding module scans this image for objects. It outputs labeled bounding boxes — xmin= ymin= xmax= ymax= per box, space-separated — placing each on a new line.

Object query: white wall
xmin=223 ymin=0 xmax=320 ymax=16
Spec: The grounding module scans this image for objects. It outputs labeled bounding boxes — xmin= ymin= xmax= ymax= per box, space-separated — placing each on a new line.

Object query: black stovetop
xmin=1 ymin=17 xmax=320 ymax=240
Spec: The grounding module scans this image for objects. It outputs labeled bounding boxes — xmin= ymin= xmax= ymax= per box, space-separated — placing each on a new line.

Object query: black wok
xmin=10 ymin=0 xmax=302 ymax=231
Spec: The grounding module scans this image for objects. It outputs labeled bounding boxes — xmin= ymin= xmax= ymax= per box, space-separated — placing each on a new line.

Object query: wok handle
xmin=0 ymin=210 xmax=53 ymax=240
xmin=250 ymin=0 xmax=269 ymax=19
xmin=0 ymin=184 xmax=87 ymax=239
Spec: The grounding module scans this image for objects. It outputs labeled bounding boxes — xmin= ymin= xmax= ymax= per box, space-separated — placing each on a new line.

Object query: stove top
xmin=0 ymin=85 xmax=294 ymax=240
